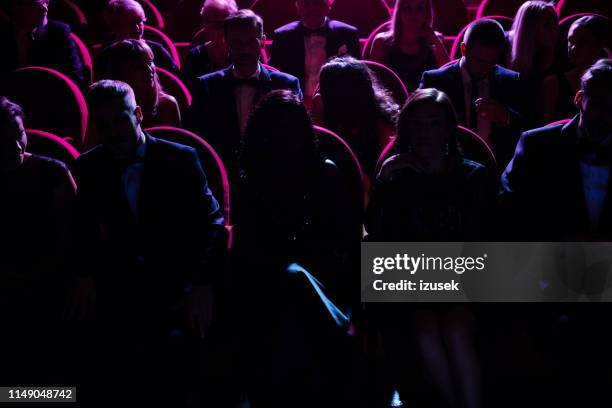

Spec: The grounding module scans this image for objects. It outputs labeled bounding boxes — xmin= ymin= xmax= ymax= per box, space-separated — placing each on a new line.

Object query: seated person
xmin=507 ymin=1 xmax=559 ymax=124
xmin=312 ymin=56 xmax=398 ymax=179
xmin=542 ymin=15 xmax=611 ymax=124
xmin=365 ymin=89 xmax=493 ymax=408
xmin=66 ymin=80 xmax=227 ymax=405
xmin=96 ymin=39 xmax=181 ymax=131
xmin=182 ymin=0 xmax=237 ymax=91
xmin=269 ymin=0 xmax=361 ymax=104
xmin=0 ymin=96 xmax=76 ymax=383
xmin=370 ymin=0 xmax=449 ymax=91
xmin=188 ymin=9 xmax=302 ymax=182
xmin=102 ymin=0 xmax=179 ymax=74
xmin=231 ymin=89 xmax=360 ymax=407
xmin=0 ymin=0 xmax=86 ymax=89
xmin=502 ymin=59 xmax=612 ymax=241
xmin=420 ymin=19 xmax=526 ymax=170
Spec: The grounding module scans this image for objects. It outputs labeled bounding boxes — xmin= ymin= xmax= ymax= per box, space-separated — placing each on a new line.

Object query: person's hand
xmin=62 ymin=276 xmax=96 ymax=321
xmin=475 ymin=97 xmax=511 ymax=125
xmin=185 ymin=285 xmax=214 ymax=338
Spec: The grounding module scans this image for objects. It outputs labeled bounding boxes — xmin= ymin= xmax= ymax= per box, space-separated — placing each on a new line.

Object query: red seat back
xmin=253 ymin=0 xmax=299 ymax=37
xmin=1 ymin=67 xmax=88 ymax=147
xmin=143 ymin=25 xmax=181 ymax=69
xmin=70 ymin=32 xmax=93 ymax=84
xmin=144 ymin=126 xmax=231 ymax=226
xmin=476 ymin=0 xmax=528 ymax=19
xmin=156 ymin=67 xmax=192 ymax=117
xmin=314 ymin=125 xmax=366 ymax=211
xmin=363 ymin=60 xmax=409 ymax=106
xmin=557 ymin=0 xmax=611 ymax=19
xmin=431 ymin=0 xmax=469 ymax=35
xmin=26 ymin=129 xmax=80 ymax=168
xmin=362 ymin=21 xmax=391 ymax=60
xmin=138 ymin=0 xmax=165 ymax=30
xmin=48 ymin=0 xmax=87 ymax=33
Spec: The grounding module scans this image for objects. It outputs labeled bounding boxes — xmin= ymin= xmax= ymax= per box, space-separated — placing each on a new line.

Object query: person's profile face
xmin=568 ymin=24 xmax=604 ymax=68
xmin=123 ymin=52 xmax=156 ymax=96
xmin=296 ymin=0 xmax=330 ymax=28
xmin=0 ymin=115 xmax=27 ymax=173
xmin=225 ymin=23 xmax=263 ymax=68
xmin=90 ymin=97 xmax=142 ymax=159
xmin=580 ymin=87 xmax=612 ymax=142
xmin=398 ymin=0 xmax=429 ymax=31
xmin=113 ymin=8 xmax=146 ymax=40
xmin=402 ymin=101 xmax=453 ymax=163
xmin=11 ymin=0 xmax=48 ymax=32
xmin=463 ymin=44 xmax=501 ymax=80
xmin=538 ymin=12 xmax=558 ymax=49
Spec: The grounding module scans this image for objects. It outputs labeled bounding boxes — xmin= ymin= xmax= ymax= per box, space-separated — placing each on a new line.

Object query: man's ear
xmin=575 ymin=90 xmax=584 ymax=112
xmin=134 ymin=105 xmax=143 ymax=124
xmin=460 ymin=42 xmax=467 ymax=57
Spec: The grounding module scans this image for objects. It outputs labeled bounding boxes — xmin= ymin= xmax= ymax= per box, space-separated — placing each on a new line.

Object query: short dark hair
xmin=224 ymin=9 xmax=264 ymax=38
xmin=572 ymin=15 xmax=611 ymax=43
xmin=581 ymin=58 xmax=612 ymax=96
xmin=0 ymin=96 xmax=25 ymax=129
xmin=87 ymin=80 xmax=136 ymax=112
xmin=464 ymin=18 xmax=506 ymax=49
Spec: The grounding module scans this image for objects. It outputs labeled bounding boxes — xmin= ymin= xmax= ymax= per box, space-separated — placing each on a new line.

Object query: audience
xmin=502 ymin=59 xmax=612 ymax=240
xmin=420 ymin=18 xmax=525 ymax=169
xmin=0 ymin=96 xmax=76 ymax=384
xmin=66 ymin=80 xmax=227 ymax=405
xmin=507 ymin=1 xmax=559 ymax=124
xmin=182 ymin=0 xmax=238 ymax=91
xmin=102 ymin=0 xmax=179 ymax=74
xmin=542 ymin=15 xmax=611 ymax=124
xmin=365 ymin=89 xmax=491 ymax=408
xmin=0 ymin=0 xmax=86 ymax=89
xmin=97 ymin=39 xmax=181 ymax=130
xmin=188 ymin=9 xmax=302 ymax=181
xmin=370 ymin=0 xmax=450 ymax=91
xmin=269 ymin=0 xmax=361 ymax=104
xmin=312 ymin=56 xmax=398 ymax=178
xmin=231 ymin=89 xmax=359 ymax=407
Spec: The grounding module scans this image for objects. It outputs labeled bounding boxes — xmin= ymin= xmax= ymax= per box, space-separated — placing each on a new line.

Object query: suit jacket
xmin=73 ymin=134 xmax=226 ymax=292
xmin=187 ymin=64 xmax=302 ymax=177
xmin=420 ymin=60 xmax=525 ymax=169
xmin=269 ymin=19 xmax=361 ymax=91
xmin=0 ymin=20 xmax=86 ymax=89
xmin=500 ymin=117 xmax=612 ymax=240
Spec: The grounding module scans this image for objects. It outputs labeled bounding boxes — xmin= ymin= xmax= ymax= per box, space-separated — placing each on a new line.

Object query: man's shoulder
xmin=42 ymin=20 xmax=71 ymax=37
xmin=494 ymin=65 xmax=521 ymax=81
xmin=327 ymin=19 xmax=358 ymax=34
xmin=268 ymin=68 xmax=299 ymax=86
xmin=520 ymin=121 xmax=572 ymax=153
xmin=422 ymin=61 xmax=459 ymax=81
xmin=194 ymin=67 xmax=231 ymax=89
xmin=147 ymin=135 xmax=198 ymax=160
xmin=274 ymin=21 xmax=301 ymax=36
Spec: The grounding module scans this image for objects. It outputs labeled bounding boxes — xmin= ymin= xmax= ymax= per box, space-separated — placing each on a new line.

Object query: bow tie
xmin=232 ymin=76 xmax=259 ymax=88
xmin=303 ymin=26 xmax=327 ymax=37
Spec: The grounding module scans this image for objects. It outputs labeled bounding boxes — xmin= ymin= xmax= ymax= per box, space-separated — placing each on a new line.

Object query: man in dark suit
xmin=188 ymin=9 xmax=302 ymax=179
xmin=65 ymin=80 xmax=226 ymax=403
xmin=0 ymin=0 xmax=86 ymax=89
xmin=269 ymin=0 xmax=360 ymax=103
xmin=501 ymin=59 xmax=612 ymax=241
xmin=102 ymin=0 xmax=179 ymax=74
xmin=420 ymin=19 xmax=525 ymax=169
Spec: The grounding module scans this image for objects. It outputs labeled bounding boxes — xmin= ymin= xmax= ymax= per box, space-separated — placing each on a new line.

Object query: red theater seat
xmin=138 ymin=0 xmax=166 ymax=30
xmin=375 ymin=125 xmax=497 ymax=175
xmin=144 ymin=126 xmax=231 ymax=228
xmin=70 ymin=33 xmax=93 ymax=84
xmin=363 ymin=60 xmax=409 ymax=106
xmin=314 ymin=125 xmax=367 ymax=210
xmin=556 ymin=0 xmax=611 ymax=19
xmin=253 ymin=0 xmax=299 ymax=37
xmin=476 ymin=0 xmax=528 ymax=19
xmin=156 ymin=67 xmax=192 ymax=117
xmin=431 ymin=0 xmax=470 ymax=36
xmin=25 ymin=129 xmax=80 ymax=168
xmin=48 ymin=0 xmax=87 ymax=34
xmin=362 ymin=21 xmax=391 ymax=60
xmin=143 ymin=25 xmax=182 ymax=69
xmin=328 ymin=0 xmax=391 ymax=37
xmin=1 ymin=67 xmax=88 ymax=147
xmin=546 ymin=119 xmax=572 ymax=127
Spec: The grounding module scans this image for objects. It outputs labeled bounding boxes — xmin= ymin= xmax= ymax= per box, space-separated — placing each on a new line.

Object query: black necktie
xmin=232 ymin=77 xmax=259 ymax=88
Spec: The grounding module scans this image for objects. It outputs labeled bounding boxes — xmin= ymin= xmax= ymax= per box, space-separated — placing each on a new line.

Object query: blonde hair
xmin=103 ymin=0 xmax=145 ymax=25
xmin=391 ymin=0 xmax=434 ymax=46
xmin=510 ymin=1 xmax=558 ymax=78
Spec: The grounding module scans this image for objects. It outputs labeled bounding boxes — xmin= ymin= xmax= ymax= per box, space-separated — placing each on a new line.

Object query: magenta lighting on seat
xmin=70 ymin=33 xmax=93 ymax=84
xmin=25 ymin=129 xmax=80 ymax=168
xmin=545 ymin=118 xmax=572 ymax=127
xmin=155 ymin=67 xmax=193 ymax=115
xmin=139 ymin=0 xmax=166 ymax=30
xmin=556 ymin=0 xmax=611 ymax=19
xmin=143 ymin=25 xmax=182 ymax=69
xmin=362 ymin=60 xmax=409 ymax=105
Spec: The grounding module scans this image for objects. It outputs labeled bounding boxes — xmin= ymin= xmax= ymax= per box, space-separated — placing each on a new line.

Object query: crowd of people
xmin=1 ymin=0 xmax=612 ymax=407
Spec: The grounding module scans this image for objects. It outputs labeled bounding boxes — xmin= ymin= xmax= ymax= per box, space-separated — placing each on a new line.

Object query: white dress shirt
xmin=233 ymin=63 xmax=261 ymax=136
xmin=121 ymin=138 xmax=147 ymax=219
xmin=460 ymin=57 xmax=492 ymax=146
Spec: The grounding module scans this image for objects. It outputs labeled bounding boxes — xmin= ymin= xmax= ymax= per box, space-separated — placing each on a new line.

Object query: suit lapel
xmin=448 ymin=62 xmax=466 ymax=124
xmin=221 ymin=67 xmax=241 ymax=141
xmin=255 ymin=65 xmax=273 ymax=103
